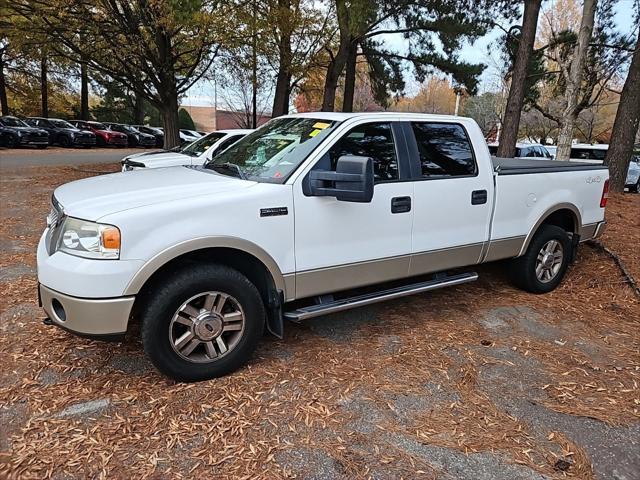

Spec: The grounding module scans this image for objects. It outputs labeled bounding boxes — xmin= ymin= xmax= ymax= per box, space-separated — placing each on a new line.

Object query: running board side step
xmin=284 ymin=272 xmax=478 ymax=322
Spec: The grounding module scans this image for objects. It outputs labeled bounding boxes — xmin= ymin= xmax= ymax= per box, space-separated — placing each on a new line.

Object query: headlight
xmin=56 ymin=217 xmax=120 ymax=259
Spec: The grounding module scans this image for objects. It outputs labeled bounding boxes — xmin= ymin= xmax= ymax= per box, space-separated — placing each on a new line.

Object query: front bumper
xmin=73 ymin=136 xmax=96 ymax=146
xmin=20 ymin=136 xmax=48 ymax=146
xmin=40 ymin=284 xmax=134 ymax=338
xmin=107 ymin=137 xmax=128 ymax=146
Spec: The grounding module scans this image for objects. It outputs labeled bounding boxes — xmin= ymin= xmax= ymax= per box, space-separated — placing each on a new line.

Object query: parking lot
xmin=1 ymin=151 xmax=639 ymax=479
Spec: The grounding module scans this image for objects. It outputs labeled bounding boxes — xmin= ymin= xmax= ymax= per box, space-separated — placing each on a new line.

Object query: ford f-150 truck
xmin=37 ymin=113 xmax=609 ymax=382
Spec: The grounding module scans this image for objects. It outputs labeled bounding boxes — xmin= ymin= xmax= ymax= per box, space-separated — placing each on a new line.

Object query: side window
xmin=411 ymin=122 xmax=476 ymax=177
xmin=326 ymin=122 xmax=398 ymax=182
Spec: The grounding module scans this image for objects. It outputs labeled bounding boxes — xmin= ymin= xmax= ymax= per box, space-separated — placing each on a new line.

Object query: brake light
xmin=600 ymin=179 xmax=609 ymax=208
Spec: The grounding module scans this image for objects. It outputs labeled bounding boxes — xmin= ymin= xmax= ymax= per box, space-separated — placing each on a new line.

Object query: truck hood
xmin=134 ymin=152 xmax=194 ymax=168
xmin=54 ymin=166 xmax=253 ymax=220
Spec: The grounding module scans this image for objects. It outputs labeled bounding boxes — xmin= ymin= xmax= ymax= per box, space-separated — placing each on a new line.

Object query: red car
xmin=70 ymin=120 xmax=128 ymax=147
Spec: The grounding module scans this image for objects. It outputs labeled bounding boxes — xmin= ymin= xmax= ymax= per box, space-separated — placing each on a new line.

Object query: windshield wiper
xmin=209 ymin=162 xmax=246 ymax=180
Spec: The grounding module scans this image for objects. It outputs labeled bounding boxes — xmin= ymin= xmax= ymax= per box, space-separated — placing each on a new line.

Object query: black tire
xmin=630 ymin=180 xmax=639 ymax=193
xmin=59 ymin=135 xmax=71 ymax=147
xmin=509 ymin=224 xmax=572 ymax=294
xmin=96 ymin=136 xmax=106 ymax=147
xmin=36 ymin=144 xmax=47 ymax=149
xmin=5 ymin=135 xmax=18 ymax=148
xmin=141 ymin=264 xmax=265 ymax=382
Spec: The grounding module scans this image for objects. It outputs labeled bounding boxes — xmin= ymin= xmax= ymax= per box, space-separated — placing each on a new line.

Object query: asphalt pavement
xmin=0 ymin=146 xmax=156 ymax=168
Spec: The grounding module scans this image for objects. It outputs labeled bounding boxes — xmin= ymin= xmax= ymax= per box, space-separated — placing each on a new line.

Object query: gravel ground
xmin=0 ymin=162 xmax=638 ymax=479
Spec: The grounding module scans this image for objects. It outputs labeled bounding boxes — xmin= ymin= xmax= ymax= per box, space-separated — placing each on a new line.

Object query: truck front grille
xmin=45 ymin=197 xmax=65 ymax=255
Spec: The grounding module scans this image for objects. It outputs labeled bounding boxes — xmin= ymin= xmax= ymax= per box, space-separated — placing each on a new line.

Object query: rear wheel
xmin=141 ymin=264 xmax=265 ymax=382
xmin=59 ymin=135 xmax=71 ymax=147
xmin=510 ymin=225 xmax=572 ymax=294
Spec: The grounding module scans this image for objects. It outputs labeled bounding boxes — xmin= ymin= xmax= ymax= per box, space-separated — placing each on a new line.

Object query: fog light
xmin=51 ymin=298 xmax=66 ymax=322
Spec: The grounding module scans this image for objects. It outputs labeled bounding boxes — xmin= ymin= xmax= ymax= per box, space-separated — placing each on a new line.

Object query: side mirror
xmin=305 ymin=155 xmax=374 ymax=203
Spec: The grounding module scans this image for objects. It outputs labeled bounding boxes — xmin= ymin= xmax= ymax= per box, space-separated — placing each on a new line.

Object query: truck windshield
xmin=182 ymin=132 xmax=226 ymax=157
xmin=205 ymin=117 xmax=339 ymax=182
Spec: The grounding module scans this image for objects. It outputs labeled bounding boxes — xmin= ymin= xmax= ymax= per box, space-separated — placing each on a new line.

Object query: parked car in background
xmin=133 ymin=125 xmax=164 ymax=147
xmin=69 ymin=120 xmax=128 ymax=147
xmin=121 ymin=129 xmax=251 ymax=171
xmin=25 ymin=117 xmax=96 ymax=148
xmin=624 ymin=155 xmax=640 ymax=193
xmin=488 ymin=142 xmax=553 ymax=159
xmin=0 ymin=116 xmax=49 ymax=149
xmin=104 ymin=123 xmax=156 ymax=148
xmin=155 ymin=127 xmax=200 ymax=145
xmin=569 ymin=144 xmax=608 ymax=163
xmin=181 ymin=129 xmax=203 ymax=139
xmin=566 ymin=143 xmax=639 ymax=193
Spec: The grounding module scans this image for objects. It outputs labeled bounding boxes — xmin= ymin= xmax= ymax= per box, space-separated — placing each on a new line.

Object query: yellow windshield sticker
xmin=313 ymin=122 xmax=330 ymax=129
xmin=309 ymin=129 xmax=321 ymax=137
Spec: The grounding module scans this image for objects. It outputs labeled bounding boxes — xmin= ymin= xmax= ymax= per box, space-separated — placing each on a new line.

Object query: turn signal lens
xmin=101 ymin=226 xmax=121 ymax=250
xmin=600 ymin=179 xmax=609 ymax=208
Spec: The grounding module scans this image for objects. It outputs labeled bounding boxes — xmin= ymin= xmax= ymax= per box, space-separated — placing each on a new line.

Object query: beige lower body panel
xmin=295 ymin=243 xmax=486 ymax=299
xmin=40 ymin=284 xmax=134 ymax=336
xmin=580 ymin=222 xmax=606 ymax=241
xmin=483 ymin=236 xmax=527 ymax=262
xmin=295 ymin=255 xmax=410 ymax=299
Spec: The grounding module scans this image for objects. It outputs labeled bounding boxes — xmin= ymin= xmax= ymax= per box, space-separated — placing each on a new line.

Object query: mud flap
xmin=266 ymin=289 xmax=284 ymax=339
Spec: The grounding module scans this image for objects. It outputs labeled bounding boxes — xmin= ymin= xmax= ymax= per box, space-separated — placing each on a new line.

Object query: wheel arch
xmin=125 ymin=237 xmax=290 ymax=297
xmin=126 ymin=237 xmax=292 ymax=338
xmin=519 ymin=203 xmax=581 ymax=256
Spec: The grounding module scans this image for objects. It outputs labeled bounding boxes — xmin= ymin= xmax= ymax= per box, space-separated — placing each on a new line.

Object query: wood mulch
xmin=0 ymin=165 xmax=638 ymax=479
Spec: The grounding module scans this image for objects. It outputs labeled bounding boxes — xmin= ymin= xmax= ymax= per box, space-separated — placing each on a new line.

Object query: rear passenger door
xmin=405 ymin=122 xmax=493 ymax=276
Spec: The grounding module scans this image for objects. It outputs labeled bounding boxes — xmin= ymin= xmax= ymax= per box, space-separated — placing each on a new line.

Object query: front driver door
xmin=293 ymin=121 xmax=414 ymax=299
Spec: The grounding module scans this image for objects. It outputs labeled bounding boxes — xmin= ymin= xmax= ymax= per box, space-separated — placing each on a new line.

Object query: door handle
xmin=471 ymin=190 xmax=488 ymax=205
xmin=391 ymin=196 xmax=411 ymax=213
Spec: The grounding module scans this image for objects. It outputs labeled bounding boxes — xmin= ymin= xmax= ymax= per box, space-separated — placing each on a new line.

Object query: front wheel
xmin=509 ymin=225 xmax=572 ymax=294
xmin=630 ymin=180 xmax=639 ymax=193
xmin=141 ymin=264 xmax=265 ymax=382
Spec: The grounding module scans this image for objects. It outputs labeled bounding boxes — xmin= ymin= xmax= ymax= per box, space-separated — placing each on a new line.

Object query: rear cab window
xmin=410 ymin=122 xmax=477 ymax=178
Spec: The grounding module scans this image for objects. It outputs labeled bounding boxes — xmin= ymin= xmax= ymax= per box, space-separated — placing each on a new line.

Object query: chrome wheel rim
xmin=535 ymin=240 xmax=564 ymax=283
xmin=169 ymin=291 xmax=245 ymax=363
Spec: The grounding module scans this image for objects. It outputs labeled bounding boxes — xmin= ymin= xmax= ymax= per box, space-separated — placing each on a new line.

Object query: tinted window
xmin=571 ymin=148 xmax=606 ymax=161
xmin=488 ymin=145 xmax=498 ymax=155
xmin=411 ymin=123 xmax=476 ymax=177
xmin=328 ymin=122 xmax=398 ymax=182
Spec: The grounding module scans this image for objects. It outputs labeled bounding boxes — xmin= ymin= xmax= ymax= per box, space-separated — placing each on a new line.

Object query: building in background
xmin=180 ymin=105 xmax=270 ymax=132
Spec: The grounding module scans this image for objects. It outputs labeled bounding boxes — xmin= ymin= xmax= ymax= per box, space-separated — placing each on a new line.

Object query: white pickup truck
xmin=37 ymin=113 xmax=609 ymax=382
xmin=120 ymin=129 xmax=252 ymax=171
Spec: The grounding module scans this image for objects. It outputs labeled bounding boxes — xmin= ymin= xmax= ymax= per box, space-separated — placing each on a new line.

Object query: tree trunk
xmin=41 ymin=55 xmax=49 ymax=117
xmin=321 ymin=0 xmax=350 ymax=111
xmin=342 ymin=41 xmax=357 ymax=113
xmin=160 ymin=89 xmax=180 ymax=149
xmin=272 ymin=70 xmax=291 ymax=117
xmin=555 ymin=0 xmax=597 ymax=161
xmin=496 ymin=0 xmax=542 ymax=158
xmin=80 ymin=60 xmax=89 ymax=120
xmin=271 ymin=0 xmax=293 ymax=118
xmin=605 ymin=31 xmax=640 ymax=192
xmin=133 ymin=90 xmax=145 ymax=124
xmin=0 ymin=49 xmax=9 ymax=116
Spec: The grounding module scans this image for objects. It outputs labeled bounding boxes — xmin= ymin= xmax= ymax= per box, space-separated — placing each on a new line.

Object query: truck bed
xmin=492 ymin=157 xmax=608 ymax=175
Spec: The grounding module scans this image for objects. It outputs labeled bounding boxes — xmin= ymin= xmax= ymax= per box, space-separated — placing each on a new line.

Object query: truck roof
xmin=287 ymin=111 xmax=469 ymax=122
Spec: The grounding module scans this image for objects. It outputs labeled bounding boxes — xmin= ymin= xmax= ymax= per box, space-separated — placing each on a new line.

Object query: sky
xmin=182 ymin=0 xmax=639 ymax=109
